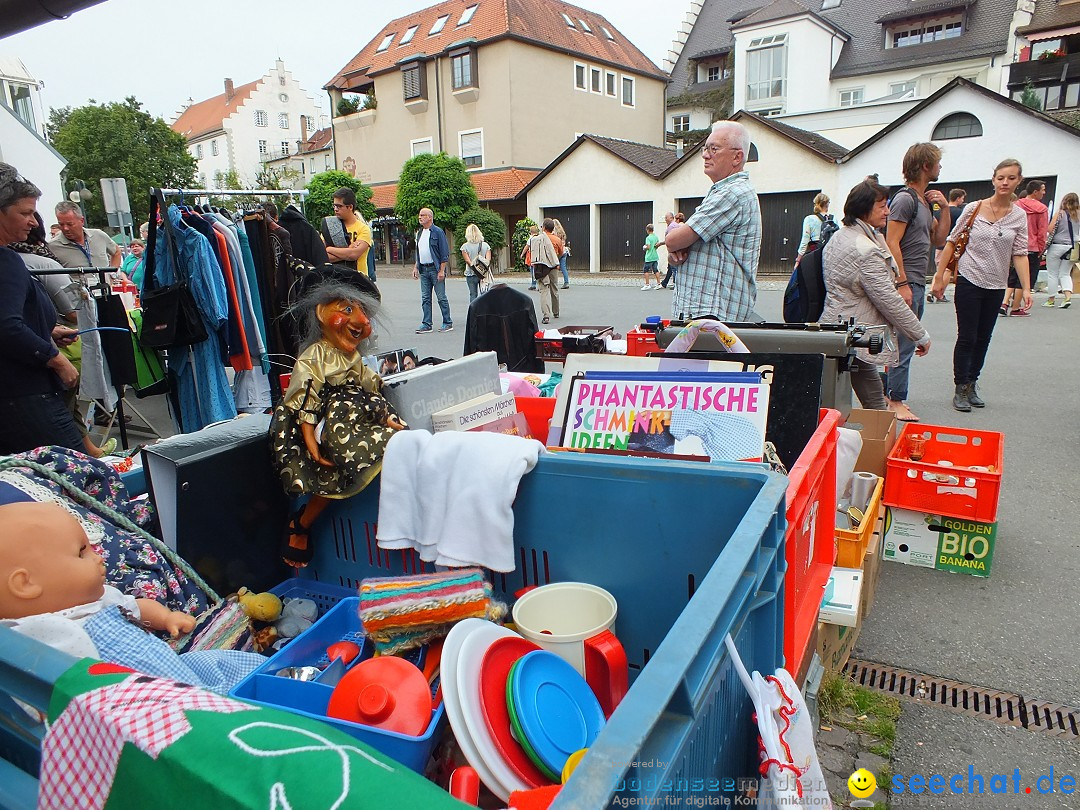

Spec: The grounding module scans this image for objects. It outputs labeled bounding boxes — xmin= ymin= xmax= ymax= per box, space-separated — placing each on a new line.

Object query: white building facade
xmin=0 ymin=56 xmax=66 ymax=217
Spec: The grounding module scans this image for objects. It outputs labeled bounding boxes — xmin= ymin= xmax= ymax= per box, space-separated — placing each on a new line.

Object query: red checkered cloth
xmin=39 ymin=675 xmax=254 ymax=810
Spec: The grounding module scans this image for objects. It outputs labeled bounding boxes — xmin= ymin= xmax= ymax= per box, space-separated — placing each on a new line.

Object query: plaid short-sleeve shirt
xmin=673 ymin=171 xmax=761 ymax=321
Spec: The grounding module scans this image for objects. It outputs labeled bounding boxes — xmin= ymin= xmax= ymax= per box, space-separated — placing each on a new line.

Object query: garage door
xmin=543 ymin=205 xmax=590 ymax=271
xmin=600 ymin=202 xmax=653 ymax=272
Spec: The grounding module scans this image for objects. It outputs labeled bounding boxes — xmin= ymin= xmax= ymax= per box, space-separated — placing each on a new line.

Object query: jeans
xmin=662 ymin=263 xmax=679 ymax=287
xmin=0 ymin=391 xmax=84 ymax=454
xmin=882 ymin=282 xmax=925 ymax=402
xmin=953 ymin=275 xmax=1005 ymax=385
xmin=418 ymin=264 xmax=452 ymax=329
xmin=559 ymin=253 xmax=569 ymax=286
xmin=466 ymin=273 xmax=480 ymax=303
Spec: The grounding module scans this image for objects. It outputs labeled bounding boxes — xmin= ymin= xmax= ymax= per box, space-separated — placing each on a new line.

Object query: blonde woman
xmin=796 ymin=193 xmax=831 ymax=261
xmin=552 ymin=218 xmax=570 ymax=288
xmin=1044 ymin=192 xmax=1078 ymax=308
xmin=932 ymin=159 xmax=1029 ymax=412
xmin=459 ymin=223 xmax=492 ymax=303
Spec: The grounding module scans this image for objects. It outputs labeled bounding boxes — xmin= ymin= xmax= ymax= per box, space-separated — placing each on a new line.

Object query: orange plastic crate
xmin=514 ymin=395 xmax=556 ymax=443
xmin=784 ymin=408 xmax=840 ymax=674
xmin=835 ymin=477 xmax=883 ymax=569
xmin=883 ymin=423 xmax=1003 ymax=523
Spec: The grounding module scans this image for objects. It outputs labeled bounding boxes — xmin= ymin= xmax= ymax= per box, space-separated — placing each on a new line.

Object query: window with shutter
xmin=459 ymin=129 xmax=483 ymax=168
xmin=403 ymin=64 xmax=425 ymax=101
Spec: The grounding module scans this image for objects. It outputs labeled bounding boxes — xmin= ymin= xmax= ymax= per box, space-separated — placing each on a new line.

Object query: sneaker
xmin=438 ymin=324 xmax=454 ymax=333
xmin=998 ymin=306 xmax=1008 ymax=316
xmin=1009 ymin=308 xmax=1029 ymax=317
xmin=640 ymin=284 xmax=651 ymax=291
xmin=415 ymin=326 xmax=432 ymax=334
xmin=561 ymin=284 xmax=570 ymax=289
xmin=1043 ymin=299 xmax=1056 ymax=308
xmin=1063 ymin=299 xmax=1073 ymax=309
xmin=650 ymin=283 xmax=661 ymax=290
xmin=99 ymin=438 xmax=118 ymax=456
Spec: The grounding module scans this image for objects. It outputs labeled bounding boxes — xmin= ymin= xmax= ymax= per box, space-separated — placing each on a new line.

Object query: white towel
xmin=376 ymin=430 xmax=545 ymax=572
xmin=375 ymin=430 xmax=432 ymax=551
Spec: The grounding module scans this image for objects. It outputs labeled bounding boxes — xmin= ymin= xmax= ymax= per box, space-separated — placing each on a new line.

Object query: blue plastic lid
xmin=508 ymin=651 xmax=605 ymax=775
xmin=645 ymin=316 xmax=662 ymax=324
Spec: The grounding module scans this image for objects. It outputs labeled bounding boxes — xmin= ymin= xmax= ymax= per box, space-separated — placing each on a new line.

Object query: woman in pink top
xmin=931 ymin=159 xmax=1029 ymax=412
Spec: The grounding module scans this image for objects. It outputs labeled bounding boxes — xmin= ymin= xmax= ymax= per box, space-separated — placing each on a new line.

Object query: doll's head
xmin=0 ymin=502 xmax=106 ymax=620
xmin=293 ymin=277 xmax=381 ymax=356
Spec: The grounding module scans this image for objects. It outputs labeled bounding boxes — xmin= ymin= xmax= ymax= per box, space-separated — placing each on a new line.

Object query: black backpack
xmin=783 ymin=215 xmax=837 ymax=323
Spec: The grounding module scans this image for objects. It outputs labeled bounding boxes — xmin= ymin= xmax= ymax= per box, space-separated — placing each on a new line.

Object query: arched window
xmin=747 ymin=142 xmax=760 ymax=162
xmin=932 ymin=112 xmax=983 ymax=140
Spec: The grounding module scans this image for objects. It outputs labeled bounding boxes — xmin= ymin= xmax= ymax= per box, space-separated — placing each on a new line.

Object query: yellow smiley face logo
xmin=848 ymin=768 xmax=877 ymax=798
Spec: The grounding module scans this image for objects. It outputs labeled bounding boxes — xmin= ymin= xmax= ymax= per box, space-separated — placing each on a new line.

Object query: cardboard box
xmin=818 ymin=620 xmax=861 ymax=673
xmin=431 ymin=391 xmax=516 ymax=432
xmin=382 ymin=352 xmax=501 ymax=432
xmin=882 ymin=506 xmax=996 ymax=577
xmin=845 ymin=408 xmax=897 ymax=479
xmin=820 ymin=567 xmax=863 ymax=627
xmin=860 ymin=523 xmax=883 ymax=619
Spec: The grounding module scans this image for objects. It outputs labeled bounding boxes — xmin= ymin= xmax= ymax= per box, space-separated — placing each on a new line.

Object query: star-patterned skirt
xmin=269 ymin=382 xmax=404 ymax=499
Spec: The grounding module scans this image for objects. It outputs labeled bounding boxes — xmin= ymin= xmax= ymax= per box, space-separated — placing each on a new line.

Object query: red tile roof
xmin=367 ymin=167 xmax=539 ymax=211
xmin=172 ymin=80 xmax=259 ymax=141
xmin=327 ymin=0 xmax=664 ymax=90
xmin=303 ymin=127 xmax=333 ymax=153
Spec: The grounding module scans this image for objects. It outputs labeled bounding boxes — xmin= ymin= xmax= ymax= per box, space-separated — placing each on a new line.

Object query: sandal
xmin=281 ymin=507 xmax=313 ymax=568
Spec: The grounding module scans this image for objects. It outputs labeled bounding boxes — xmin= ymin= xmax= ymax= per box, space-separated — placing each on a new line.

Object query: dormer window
xmin=887 ymin=14 xmax=962 ymax=48
xmin=400 ymin=25 xmax=418 ymax=45
xmin=457 ymin=5 xmax=477 ymax=26
xmin=429 ymin=14 xmax=449 ymax=35
xmin=562 ymin=13 xmax=576 ymax=28
xmin=377 ymin=33 xmax=395 ymax=52
xmin=578 ymin=19 xmax=592 ymax=34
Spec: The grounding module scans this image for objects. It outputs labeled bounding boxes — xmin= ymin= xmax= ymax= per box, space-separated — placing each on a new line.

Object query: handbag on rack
xmin=941 ymin=201 xmax=983 ymax=284
xmin=139 ymin=189 xmax=209 ymax=350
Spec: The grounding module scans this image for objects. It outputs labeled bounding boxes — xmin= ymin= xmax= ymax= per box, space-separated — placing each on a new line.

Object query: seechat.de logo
xmin=848 ymin=768 xmax=878 ymax=807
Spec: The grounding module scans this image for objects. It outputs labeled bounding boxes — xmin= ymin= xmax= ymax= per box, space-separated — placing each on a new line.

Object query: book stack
xmin=431 ymin=391 xmax=517 ymax=433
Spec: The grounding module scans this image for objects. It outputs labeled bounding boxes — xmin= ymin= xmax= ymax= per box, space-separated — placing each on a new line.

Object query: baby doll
xmin=270 ymin=271 xmax=406 ymax=568
xmin=0 ymin=502 xmax=264 ymax=694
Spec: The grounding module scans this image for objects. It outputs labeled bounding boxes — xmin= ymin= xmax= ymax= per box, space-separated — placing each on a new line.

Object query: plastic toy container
xmin=269 ymin=577 xmax=355 ymax=619
xmin=230 ymin=596 xmax=445 ymax=773
xmin=514 ymin=395 xmax=557 ymax=442
xmin=883 ymin=423 xmax=1004 ymax=522
xmin=784 ymin=409 xmax=840 ymax=676
xmin=835 ymin=477 xmax=883 ymax=569
xmin=298 ymin=452 xmax=786 ymax=806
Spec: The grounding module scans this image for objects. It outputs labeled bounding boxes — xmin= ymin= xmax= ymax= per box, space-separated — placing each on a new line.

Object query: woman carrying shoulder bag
xmin=1043 ymin=192 xmax=1078 ymax=309
xmin=932 ymin=158 xmax=1029 ymax=412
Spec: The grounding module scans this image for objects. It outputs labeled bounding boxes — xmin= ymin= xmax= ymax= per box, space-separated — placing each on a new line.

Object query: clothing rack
xmin=157 ymin=188 xmax=308 ymax=214
xmin=31 ymin=267 xmax=135 ymax=449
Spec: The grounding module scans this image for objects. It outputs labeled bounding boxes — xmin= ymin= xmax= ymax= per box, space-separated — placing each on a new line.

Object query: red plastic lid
xmin=327 ymin=656 xmax=432 ymax=736
xmin=480 ymin=636 xmax=552 ymax=788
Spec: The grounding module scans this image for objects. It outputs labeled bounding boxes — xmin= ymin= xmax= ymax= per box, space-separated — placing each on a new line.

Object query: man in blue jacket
xmin=412 ymin=207 xmax=452 ymax=333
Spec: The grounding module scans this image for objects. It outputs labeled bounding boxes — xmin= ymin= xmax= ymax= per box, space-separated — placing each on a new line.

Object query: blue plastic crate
xmin=230 ymin=597 xmax=445 ymax=773
xmin=269 ymin=577 xmax=355 ymax=619
xmin=297 ymin=452 xmax=787 ymax=806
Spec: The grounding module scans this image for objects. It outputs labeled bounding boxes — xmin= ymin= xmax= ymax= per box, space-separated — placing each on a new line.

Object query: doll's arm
xmin=135 ymin=599 xmax=196 ymax=638
xmin=301 ymin=421 xmax=335 ymax=467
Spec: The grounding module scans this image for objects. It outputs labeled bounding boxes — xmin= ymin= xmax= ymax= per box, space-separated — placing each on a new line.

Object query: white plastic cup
xmin=511 ymin=582 xmax=617 ymax=676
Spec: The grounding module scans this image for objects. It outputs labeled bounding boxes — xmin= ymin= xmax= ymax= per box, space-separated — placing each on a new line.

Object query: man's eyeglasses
xmin=700 ymin=145 xmax=728 ymax=156
xmin=332 ymin=202 xmax=347 ymax=209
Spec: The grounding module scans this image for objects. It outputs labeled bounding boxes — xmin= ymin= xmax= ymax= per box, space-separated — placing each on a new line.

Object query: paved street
xmin=121 ymin=268 xmax=1079 ymax=803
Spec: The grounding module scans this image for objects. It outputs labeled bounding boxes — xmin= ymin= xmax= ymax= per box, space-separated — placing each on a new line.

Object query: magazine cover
xmin=559 ymin=372 xmax=770 ymax=462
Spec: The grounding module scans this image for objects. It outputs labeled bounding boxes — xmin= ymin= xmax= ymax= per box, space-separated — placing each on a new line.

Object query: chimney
xmin=224 ymin=78 xmax=235 ymax=103
xmin=300 ymin=114 xmax=308 ymax=144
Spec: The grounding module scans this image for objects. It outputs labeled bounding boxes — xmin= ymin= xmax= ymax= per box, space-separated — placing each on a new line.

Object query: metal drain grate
xmin=844 ymin=659 xmax=1080 ymax=739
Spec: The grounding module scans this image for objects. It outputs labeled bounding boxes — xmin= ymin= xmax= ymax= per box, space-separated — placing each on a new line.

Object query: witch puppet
xmin=270 ymin=270 xmax=406 ymax=568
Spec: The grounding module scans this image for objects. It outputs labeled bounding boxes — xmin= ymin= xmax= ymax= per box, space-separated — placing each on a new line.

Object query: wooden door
xmin=600 ymin=202 xmax=652 ymax=272
xmin=543 ymin=205 xmax=590 ymax=271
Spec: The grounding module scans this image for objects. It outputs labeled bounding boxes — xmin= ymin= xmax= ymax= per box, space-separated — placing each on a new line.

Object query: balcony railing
xmin=1008 ymin=52 xmax=1080 ymax=88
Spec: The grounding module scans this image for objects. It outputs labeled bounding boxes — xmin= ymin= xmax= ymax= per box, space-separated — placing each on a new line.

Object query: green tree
xmin=1020 ymin=81 xmax=1042 ymax=111
xmin=305 ymin=170 xmax=375 ymax=227
xmin=454 ymin=206 xmax=507 ymax=272
xmin=395 ymin=152 xmax=478 ymax=233
xmin=48 ymin=97 xmax=196 ymax=228
xmin=511 ymin=217 xmax=537 ymax=274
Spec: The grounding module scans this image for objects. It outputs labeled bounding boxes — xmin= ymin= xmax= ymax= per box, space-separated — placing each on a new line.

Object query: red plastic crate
xmin=883 ymin=423 xmax=1004 ymax=522
xmin=515 ymin=395 xmax=556 ymax=443
xmin=784 ymin=408 xmax=840 ymax=675
xmin=626 ymin=328 xmax=659 ymax=357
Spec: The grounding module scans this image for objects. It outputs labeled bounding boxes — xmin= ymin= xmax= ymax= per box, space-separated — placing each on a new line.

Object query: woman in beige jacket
xmin=821 ymin=179 xmax=931 ymax=409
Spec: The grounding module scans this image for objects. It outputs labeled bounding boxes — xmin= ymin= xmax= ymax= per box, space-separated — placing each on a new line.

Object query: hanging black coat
xmin=278 ymin=206 xmax=328 ymax=266
xmin=463 ymin=284 xmax=544 ymax=373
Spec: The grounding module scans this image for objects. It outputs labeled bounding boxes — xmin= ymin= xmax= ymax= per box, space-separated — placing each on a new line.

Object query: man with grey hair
xmin=664 ymin=120 xmax=761 ymax=321
xmin=50 ymin=200 xmax=122 ymax=274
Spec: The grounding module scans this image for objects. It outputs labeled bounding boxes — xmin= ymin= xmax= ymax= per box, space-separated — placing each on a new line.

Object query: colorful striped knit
xmin=359 ymin=569 xmax=507 ymax=654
